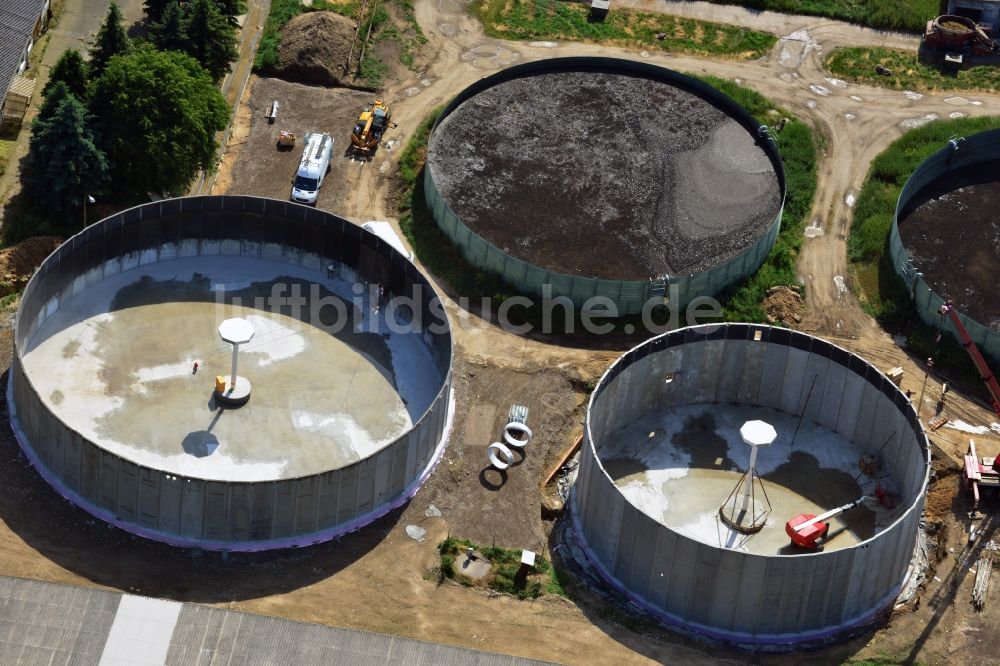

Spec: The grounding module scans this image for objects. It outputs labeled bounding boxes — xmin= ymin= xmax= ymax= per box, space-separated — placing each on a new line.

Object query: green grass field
xmin=826 ymin=47 xmax=1000 ymax=93
xmin=472 ymin=0 xmax=776 ymax=59
xmin=703 ymin=0 xmax=945 ymax=33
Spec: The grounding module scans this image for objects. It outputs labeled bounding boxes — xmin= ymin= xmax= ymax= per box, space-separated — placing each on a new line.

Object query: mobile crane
xmin=938 ymin=300 xmax=1000 ymax=510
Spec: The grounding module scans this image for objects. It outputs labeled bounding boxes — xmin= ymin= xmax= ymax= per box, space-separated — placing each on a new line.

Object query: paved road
xmin=0 ymin=575 xmax=551 ymax=665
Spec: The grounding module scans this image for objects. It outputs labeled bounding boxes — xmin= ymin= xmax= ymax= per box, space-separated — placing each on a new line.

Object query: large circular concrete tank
xmin=8 ymin=196 xmax=453 ymax=550
xmin=890 ymin=128 xmax=1000 ymax=363
xmin=424 ymin=57 xmax=785 ymax=316
xmin=572 ymin=324 xmax=929 ymax=644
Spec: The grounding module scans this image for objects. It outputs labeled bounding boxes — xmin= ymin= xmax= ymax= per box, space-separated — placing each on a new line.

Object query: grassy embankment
xmin=826 ymin=47 xmax=1000 ymax=94
xmin=473 ymin=0 xmax=776 ymax=59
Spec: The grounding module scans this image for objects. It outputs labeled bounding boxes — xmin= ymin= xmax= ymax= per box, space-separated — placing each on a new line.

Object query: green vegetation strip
xmin=472 ymin=0 xmax=776 ymax=59
xmin=438 ymin=537 xmax=566 ymax=599
xmin=398 ymin=78 xmax=816 ymax=327
xmin=849 ymin=115 xmax=1000 ymax=371
xmin=702 ymin=0 xmax=941 ymax=33
xmin=0 ymin=140 xmax=13 ymax=179
xmin=826 ymin=47 xmax=1000 ymax=94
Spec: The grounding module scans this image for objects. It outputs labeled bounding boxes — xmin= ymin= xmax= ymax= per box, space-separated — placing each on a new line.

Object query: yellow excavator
xmin=349 ymin=99 xmax=396 ymax=158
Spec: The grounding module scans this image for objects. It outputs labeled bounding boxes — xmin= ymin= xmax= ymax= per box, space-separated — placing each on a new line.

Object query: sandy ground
xmin=2 ymin=0 xmax=1000 ymax=664
xmin=220 ymin=77 xmax=376 ymax=212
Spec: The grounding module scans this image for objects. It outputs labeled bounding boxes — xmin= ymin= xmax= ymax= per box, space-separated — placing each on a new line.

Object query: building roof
xmin=0 ymin=1 xmax=46 ymax=102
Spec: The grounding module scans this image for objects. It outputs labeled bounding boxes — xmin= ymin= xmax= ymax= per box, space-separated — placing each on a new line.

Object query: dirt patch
xmin=0 ymin=236 xmax=62 ymax=295
xmin=222 ymin=77 xmax=375 ymax=214
xmin=925 ymin=467 xmax=961 ymax=522
xmin=417 ymin=356 xmax=583 ymax=551
xmin=898 ymin=160 xmax=1000 ymax=332
xmin=762 ymin=285 xmax=804 ymax=325
xmin=427 ymin=69 xmax=781 ymax=280
xmin=272 ymin=11 xmax=357 ymax=87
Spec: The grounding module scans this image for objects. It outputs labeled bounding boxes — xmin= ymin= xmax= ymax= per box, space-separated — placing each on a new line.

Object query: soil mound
xmin=274 ymin=11 xmax=355 ymax=86
xmin=0 ymin=236 xmax=62 ymax=296
xmin=762 ymin=285 xmax=804 ymax=325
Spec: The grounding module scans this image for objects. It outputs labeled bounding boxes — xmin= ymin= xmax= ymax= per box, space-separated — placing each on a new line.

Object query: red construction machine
xmin=938 ymin=300 xmax=1000 ymax=509
xmin=785 ymin=497 xmax=868 ymax=549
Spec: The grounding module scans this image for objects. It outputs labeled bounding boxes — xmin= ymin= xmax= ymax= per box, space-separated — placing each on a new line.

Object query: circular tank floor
xmin=598 ymin=404 xmax=902 ymax=554
xmin=21 ymin=257 xmax=441 ymax=482
xmin=427 ymin=70 xmax=781 ymax=280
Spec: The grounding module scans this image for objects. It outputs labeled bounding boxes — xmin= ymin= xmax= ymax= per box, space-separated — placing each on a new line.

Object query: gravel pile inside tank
xmin=426 ymin=70 xmax=782 ymax=280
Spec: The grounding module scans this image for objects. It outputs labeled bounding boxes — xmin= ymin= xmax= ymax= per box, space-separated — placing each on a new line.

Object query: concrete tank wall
xmin=424 ymin=57 xmax=786 ymax=316
xmin=573 ymin=324 xmax=928 ymax=644
xmin=890 ymin=128 xmax=1000 ymax=363
xmin=8 ymin=196 xmax=453 ymax=551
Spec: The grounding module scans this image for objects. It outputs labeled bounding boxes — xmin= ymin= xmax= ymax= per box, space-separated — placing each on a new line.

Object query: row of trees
xmin=146 ymin=0 xmax=241 ymax=82
xmin=22 ymin=1 xmax=238 ymax=215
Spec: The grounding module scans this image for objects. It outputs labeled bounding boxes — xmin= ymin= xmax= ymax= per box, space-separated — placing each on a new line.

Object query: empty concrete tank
xmin=572 ymin=324 xmax=928 ymax=644
xmin=8 ymin=196 xmax=453 ymax=550
xmin=890 ymin=128 xmax=1000 ymax=363
xmin=424 ymin=57 xmax=785 ymax=316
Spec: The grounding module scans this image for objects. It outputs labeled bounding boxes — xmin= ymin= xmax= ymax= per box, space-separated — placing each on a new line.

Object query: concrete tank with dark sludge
xmin=424 ymin=57 xmax=786 ymax=316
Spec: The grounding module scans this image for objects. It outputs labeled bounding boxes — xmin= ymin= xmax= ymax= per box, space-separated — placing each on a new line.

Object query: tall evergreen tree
xmin=143 ymin=0 xmax=174 ymax=25
xmin=89 ymin=2 xmax=130 ymax=80
xmin=35 ymin=81 xmax=75 ymax=126
xmin=213 ymin=0 xmax=246 ymax=27
xmin=149 ymin=1 xmax=190 ymax=53
xmin=185 ymin=0 xmax=238 ymax=82
xmin=24 ymin=95 xmax=109 ymax=214
xmin=90 ymin=47 xmax=228 ymax=199
xmin=42 ymin=49 xmax=88 ymax=100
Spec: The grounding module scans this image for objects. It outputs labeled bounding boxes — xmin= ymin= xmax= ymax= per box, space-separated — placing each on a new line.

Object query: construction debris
xmin=762 ymin=285 xmax=804 ymax=324
xmin=928 ymin=416 xmax=949 ymax=431
xmin=972 ymin=542 xmax=998 ymax=611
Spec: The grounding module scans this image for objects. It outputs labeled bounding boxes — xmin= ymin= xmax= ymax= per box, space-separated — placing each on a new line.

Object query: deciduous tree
xmin=90 ymin=47 xmax=228 ymax=199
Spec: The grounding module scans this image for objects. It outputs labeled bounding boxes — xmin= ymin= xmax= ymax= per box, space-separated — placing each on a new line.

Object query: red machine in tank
xmin=785 ymin=497 xmax=866 ymax=549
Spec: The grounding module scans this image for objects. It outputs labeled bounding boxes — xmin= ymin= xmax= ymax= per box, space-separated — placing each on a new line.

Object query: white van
xmin=290 ymin=132 xmax=333 ymax=205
